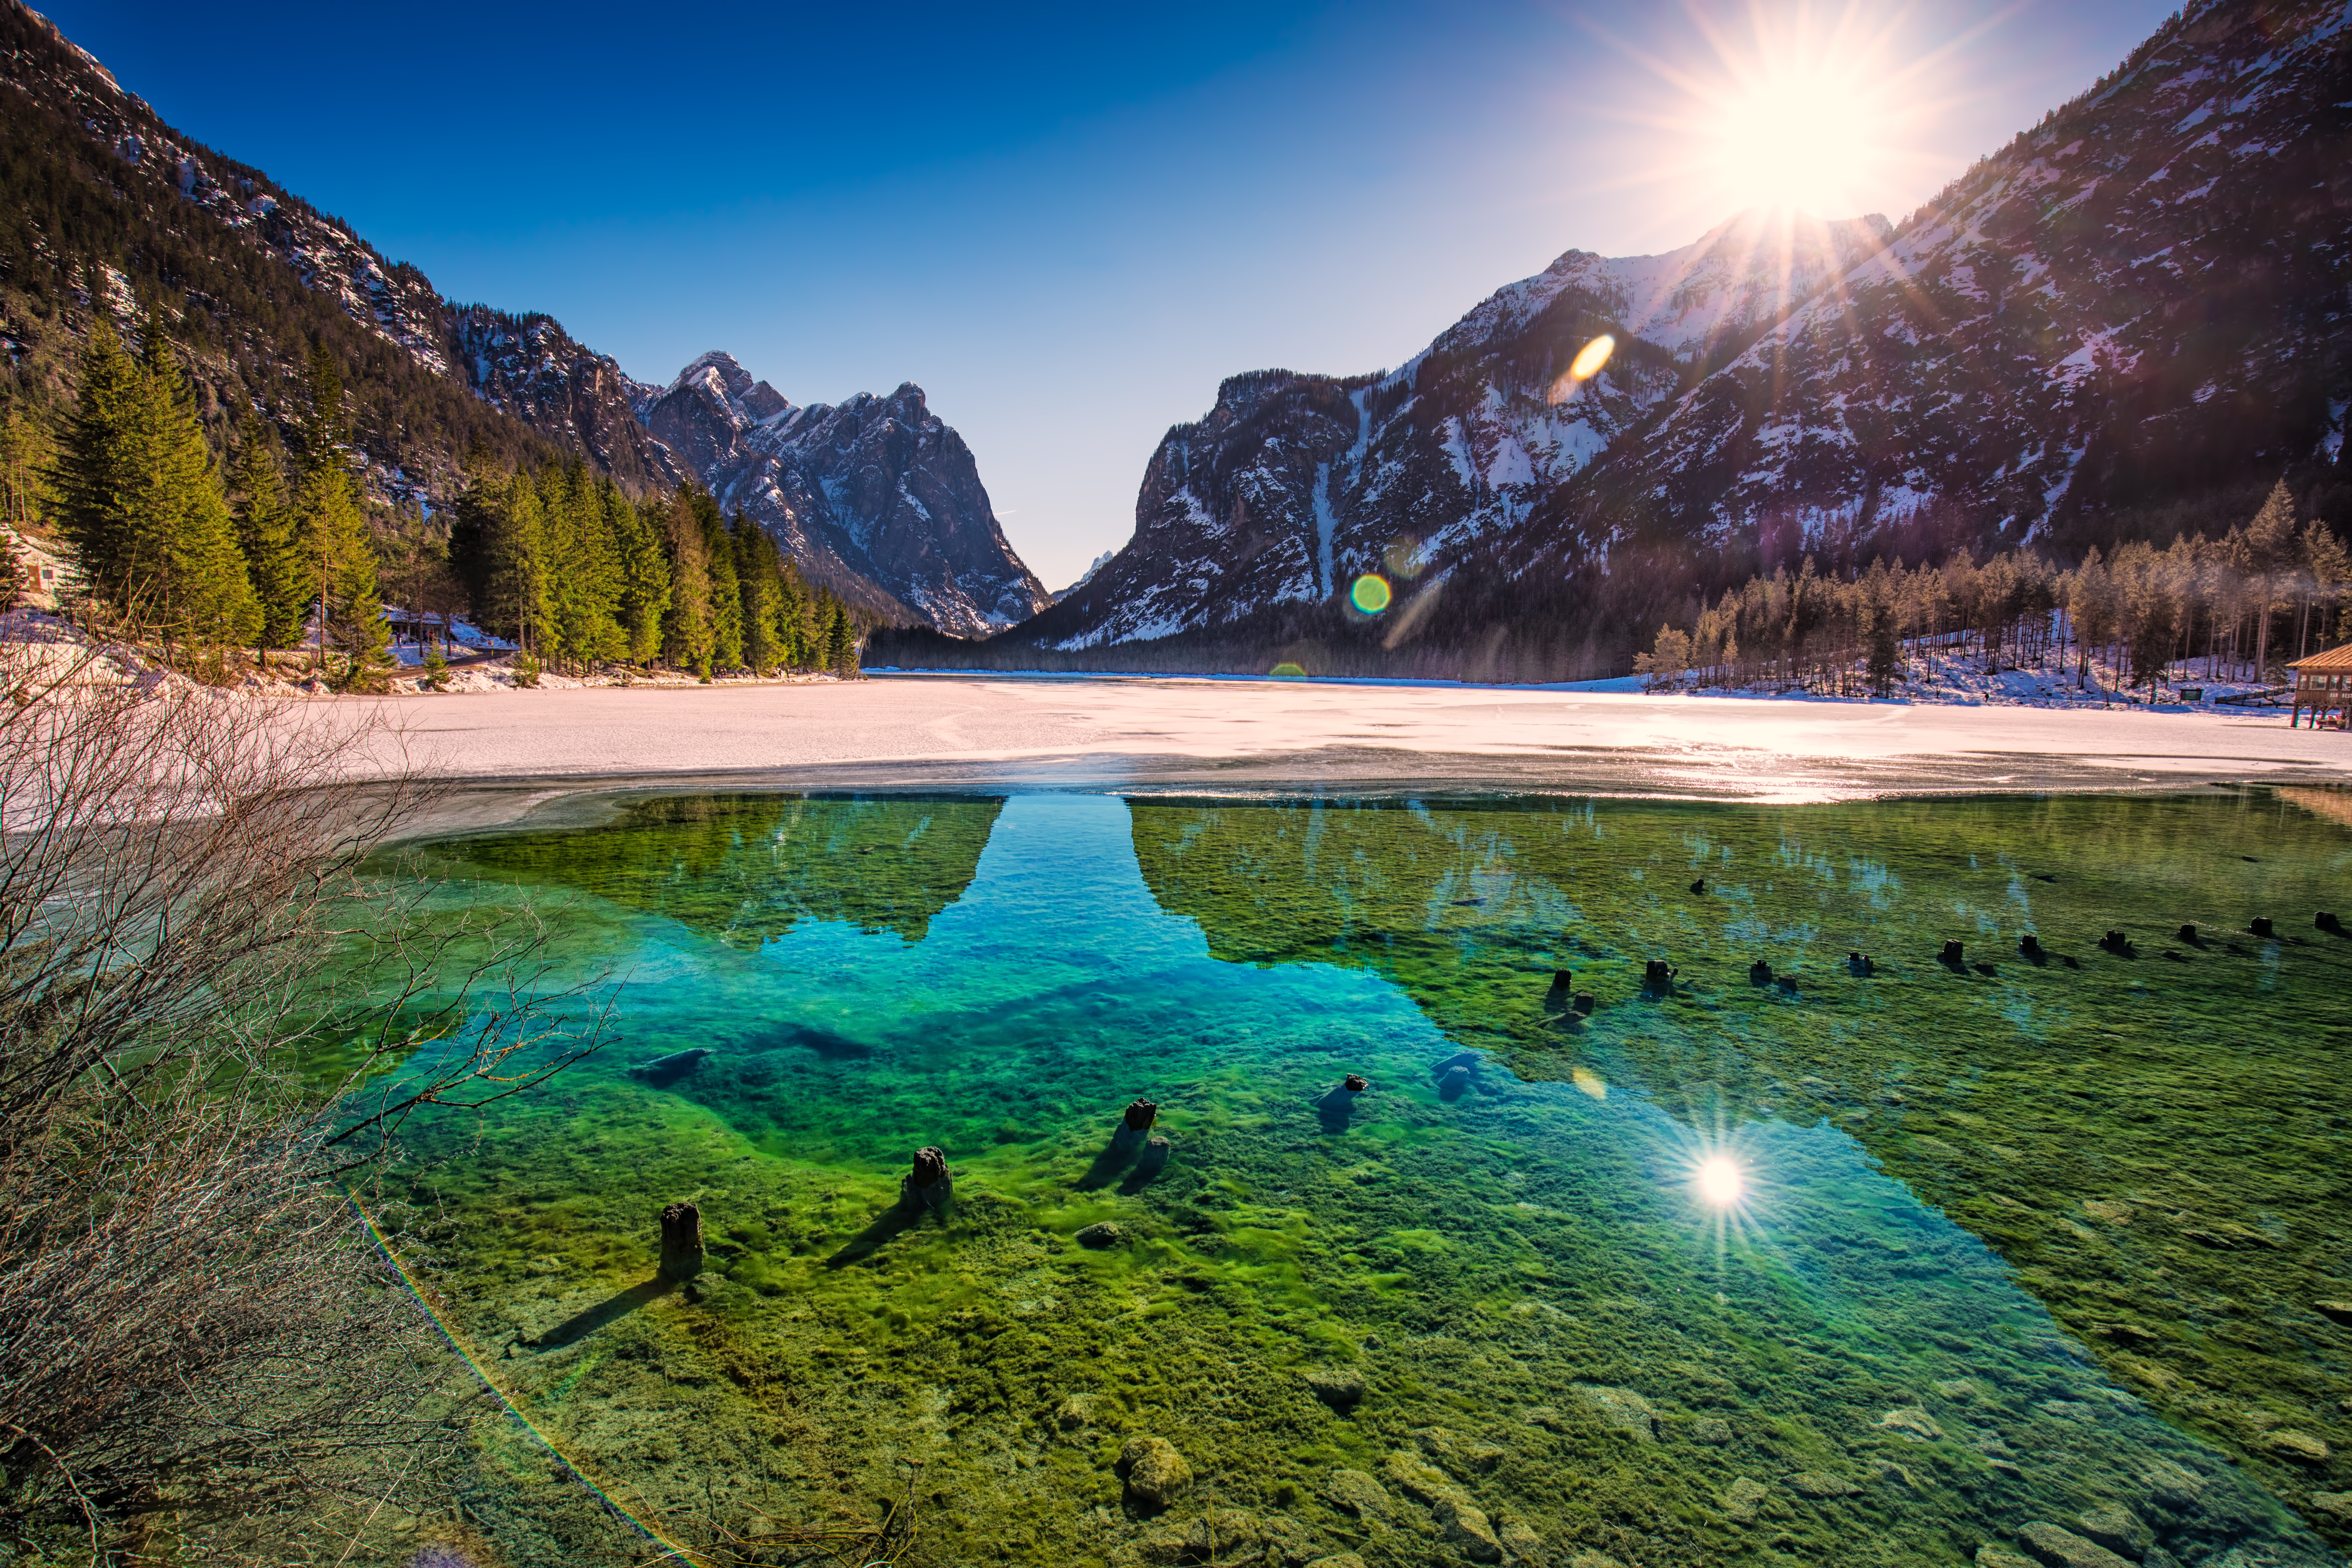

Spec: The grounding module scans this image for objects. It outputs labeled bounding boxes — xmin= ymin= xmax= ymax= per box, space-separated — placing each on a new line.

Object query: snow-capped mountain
xmin=1055 ymin=551 xmax=1115 ymax=601
xmin=1016 ymin=0 xmax=2352 ymax=664
xmin=1024 ymin=211 xmax=1890 ymax=650
xmin=640 ymin=352 xmax=1048 ymax=634
xmin=1 ymin=2 xmax=1042 ymax=635
xmin=1546 ymin=0 xmax=2352 ymax=557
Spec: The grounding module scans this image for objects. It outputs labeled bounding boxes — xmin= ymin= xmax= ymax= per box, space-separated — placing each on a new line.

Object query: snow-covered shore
xmin=326 ymin=671 xmax=2351 ymax=821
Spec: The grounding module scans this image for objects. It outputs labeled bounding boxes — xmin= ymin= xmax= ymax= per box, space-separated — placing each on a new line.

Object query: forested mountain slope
xmin=0 ymin=1 xmax=1040 ymax=632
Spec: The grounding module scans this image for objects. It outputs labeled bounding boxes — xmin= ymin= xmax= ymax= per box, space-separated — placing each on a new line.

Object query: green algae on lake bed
xmin=377 ymin=789 xmax=2352 ymax=1568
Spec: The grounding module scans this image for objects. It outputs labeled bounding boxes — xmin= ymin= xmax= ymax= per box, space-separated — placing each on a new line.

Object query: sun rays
xmin=1585 ymin=2 xmax=1983 ymax=236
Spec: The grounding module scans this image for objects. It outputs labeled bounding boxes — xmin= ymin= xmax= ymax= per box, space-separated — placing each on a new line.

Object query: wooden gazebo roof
xmin=2288 ymin=645 xmax=2352 ymax=671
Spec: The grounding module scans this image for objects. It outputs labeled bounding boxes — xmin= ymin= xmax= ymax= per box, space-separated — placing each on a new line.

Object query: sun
xmin=1707 ymin=69 xmax=1875 ymax=217
xmin=1695 ymin=1154 xmax=1745 ymax=1208
xmin=1595 ymin=2 xmax=1964 ymax=231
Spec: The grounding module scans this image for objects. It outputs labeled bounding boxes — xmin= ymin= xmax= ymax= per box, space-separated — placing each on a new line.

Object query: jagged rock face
xmin=1034 ymin=0 xmax=2352 ymax=654
xmin=1554 ymin=0 xmax=2352 ymax=556
xmin=449 ymin=308 xmax=678 ymax=493
xmin=1032 ymin=214 xmax=1886 ymax=650
xmin=642 ymin=352 xmax=1049 ymax=633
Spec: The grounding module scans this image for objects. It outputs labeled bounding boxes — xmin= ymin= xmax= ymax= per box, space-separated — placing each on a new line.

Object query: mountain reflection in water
xmin=388 ymin=789 xmax=2350 ymax=1568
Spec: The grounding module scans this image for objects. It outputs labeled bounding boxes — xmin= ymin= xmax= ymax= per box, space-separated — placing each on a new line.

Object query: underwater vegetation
xmin=1127 ymin=790 xmax=2352 ymax=1542
xmin=372 ymin=789 xmax=2350 ymax=1568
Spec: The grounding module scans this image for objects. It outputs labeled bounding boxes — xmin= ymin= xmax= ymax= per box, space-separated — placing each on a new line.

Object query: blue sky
xmin=50 ymin=1 xmax=2174 ymax=586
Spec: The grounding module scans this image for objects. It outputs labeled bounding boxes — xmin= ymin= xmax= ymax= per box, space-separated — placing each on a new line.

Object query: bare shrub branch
xmin=0 ymin=635 xmax=607 ymax=1561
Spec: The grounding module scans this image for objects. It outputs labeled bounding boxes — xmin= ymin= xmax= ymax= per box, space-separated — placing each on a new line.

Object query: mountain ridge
xmin=0 ymin=0 xmax=1040 ymax=633
xmin=908 ymin=0 xmax=2352 ymax=678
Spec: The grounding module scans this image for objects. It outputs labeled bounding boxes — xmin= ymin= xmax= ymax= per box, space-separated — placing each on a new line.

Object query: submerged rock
xmin=1497 ymin=1520 xmax=1544 ymax=1562
xmin=1433 ymin=1494 xmax=1503 ymax=1563
xmin=1054 ymin=1392 xmax=1110 ymax=1430
xmin=1721 ymin=1477 xmax=1770 ymax=1522
xmin=1324 ymin=1468 xmax=1389 ymax=1517
xmin=2259 ymin=1428 xmax=2329 ymax=1463
xmin=1413 ymin=1425 xmax=1505 ymax=1471
xmin=2074 ymin=1506 xmax=2148 ymax=1560
xmin=1690 ymin=1417 xmax=1733 ymax=1444
xmin=2016 ymin=1521 xmax=2134 ymax=1568
xmin=1075 ymin=1221 xmax=1125 ymax=1249
xmin=1877 ymin=1406 xmax=1943 ymax=1441
xmin=626 ymin=1047 xmax=713 ymax=1087
xmin=1438 ymin=1064 xmax=1477 ymax=1102
xmin=1788 ymin=1471 xmax=1863 ymax=1499
xmin=1381 ymin=1450 xmax=1457 ymax=1504
xmin=1977 ymin=1550 xmax=2038 ymax=1568
xmin=1304 ymin=1558 xmax=1368 ymax=1568
xmin=1118 ymin=1435 xmax=1193 ymax=1511
xmin=1573 ymin=1382 xmax=1657 ymax=1442
xmin=1303 ymin=1366 xmax=1365 ymax=1412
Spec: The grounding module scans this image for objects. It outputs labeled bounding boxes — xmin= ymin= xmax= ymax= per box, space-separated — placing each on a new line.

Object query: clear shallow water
xmin=380 ymin=789 xmax=2352 ymax=1568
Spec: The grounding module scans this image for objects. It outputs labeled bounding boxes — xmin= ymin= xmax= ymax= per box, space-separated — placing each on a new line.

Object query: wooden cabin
xmin=2288 ymin=645 xmax=2352 ymax=729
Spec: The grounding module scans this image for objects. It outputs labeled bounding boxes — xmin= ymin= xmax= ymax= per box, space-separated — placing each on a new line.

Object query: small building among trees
xmin=2288 ymin=645 xmax=2352 ymax=729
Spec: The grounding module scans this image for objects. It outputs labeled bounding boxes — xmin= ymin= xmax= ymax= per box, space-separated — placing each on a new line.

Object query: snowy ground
xmin=321 ymin=671 xmax=2352 ymax=830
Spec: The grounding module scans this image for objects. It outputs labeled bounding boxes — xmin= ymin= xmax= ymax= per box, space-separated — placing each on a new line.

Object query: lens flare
xmin=1695 ymin=1154 xmax=1744 ymax=1207
xmin=1268 ymin=662 xmax=1307 ymax=678
xmin=1570 ymin=334 xmax=1616 ymax=382
xmin=1350 ymin=574 xmax=1393 ymax=614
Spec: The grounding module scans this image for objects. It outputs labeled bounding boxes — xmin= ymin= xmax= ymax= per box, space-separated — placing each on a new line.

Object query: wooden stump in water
xmin=899 ymin=1146 xmax=954 ymax=1215
xmin=658 ymin=1201 xmax=704 ymax=1281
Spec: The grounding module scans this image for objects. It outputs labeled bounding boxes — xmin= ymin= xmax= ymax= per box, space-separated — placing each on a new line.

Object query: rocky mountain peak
xmin=636 ymin=354 xmax=1049 ymax=635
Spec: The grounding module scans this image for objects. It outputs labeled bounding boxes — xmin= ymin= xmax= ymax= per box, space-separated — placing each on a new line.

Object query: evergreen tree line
xmin=46 ymin=317 xmax=390 ymax=680
xmin=1636 ymin=480 xmax=2352 ymax=699
xmin=447 ymin=464 xmax=861 ymax=680
xmin=26 ymin=318 xmax=861 ymax=685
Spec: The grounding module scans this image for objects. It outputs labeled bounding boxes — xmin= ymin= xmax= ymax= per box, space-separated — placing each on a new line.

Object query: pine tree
xmin=657 ymin=490 xmax=713 ymax=678
xmin=542 ymin=463 xmax=625 ymax=671
xmin=700 ymin=493 xmax=742 ymax=671
xmin=0 ymin=405 xmax=53 ymax=535
xmin=50 ymin=318 xmax=150 ymax=616
xmin=2240 ymin=478 xmax=2296 ymax=677
xmin=55 ymin=317 xmax=259 ymax=656
xmin=823 ymin=596 xmax=857 ymax=675
xmin=481 ymin=471 xmax=550 ymax=654
xmin=291 ymin=344 xmax=387 ymax=685
xmin=775 ymin=560 xmax=811 ymax=668
xmin=732 ymin=510 xmax=783 ymax=675
xmin=135 ymin=328 xmax=261 ymax=656
xmin=226 ymin=412 xmax=304 ymax=652
xmin=615 ymin=493 xmax=672 ymax=665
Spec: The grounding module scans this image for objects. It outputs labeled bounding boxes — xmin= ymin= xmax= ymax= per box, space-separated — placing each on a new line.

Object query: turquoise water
xmin=380 ymin=790 xmax=2352 ymax=1568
